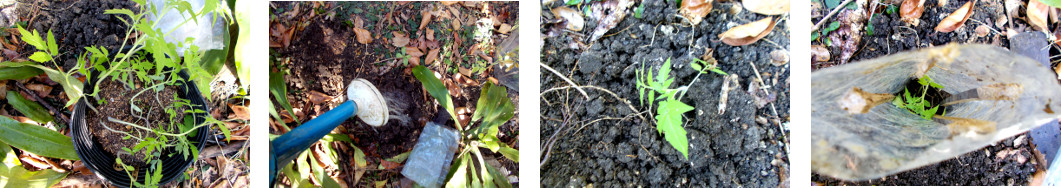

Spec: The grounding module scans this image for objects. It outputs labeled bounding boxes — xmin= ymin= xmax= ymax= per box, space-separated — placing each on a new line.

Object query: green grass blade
xmin=0 ymin=116 xmax=78 ymax=160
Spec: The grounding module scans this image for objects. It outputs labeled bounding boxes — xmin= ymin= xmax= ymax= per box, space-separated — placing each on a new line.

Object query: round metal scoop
xmin=347 ymin=78 xmax=388 ymax=126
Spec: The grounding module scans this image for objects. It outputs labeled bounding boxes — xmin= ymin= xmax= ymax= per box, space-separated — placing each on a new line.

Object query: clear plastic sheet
xmin=147 ymin=0 xmax=227 ymax=55
xmin=401 ymin=122 xmax=459 ymax=188
xmin=812 ymin=44 xmax=1061 ymax=180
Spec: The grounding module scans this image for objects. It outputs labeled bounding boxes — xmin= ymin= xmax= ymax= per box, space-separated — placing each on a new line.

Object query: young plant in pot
xmin=11 ymin=0 xmax=231 ymax=187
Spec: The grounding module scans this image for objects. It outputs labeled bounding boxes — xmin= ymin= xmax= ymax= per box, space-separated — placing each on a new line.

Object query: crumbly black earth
xmin=540 ymin=0 xmax=790 ymax=187
xmin=18 ymin=0 xmax=139 ymax=70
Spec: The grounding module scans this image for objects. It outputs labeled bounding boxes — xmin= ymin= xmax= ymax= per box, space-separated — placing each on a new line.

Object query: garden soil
xmin=17 ymin=0 xmax=138 ymax=70
xmin=270 ymin=1 xmax=520 ymax=186
xmin=540 ymin=0 xmax=790 ymax=187
xmin=86 ymin=79 xmax=183 ymax=168
xmin=811 ymin=0 xmax=1041 ymax=185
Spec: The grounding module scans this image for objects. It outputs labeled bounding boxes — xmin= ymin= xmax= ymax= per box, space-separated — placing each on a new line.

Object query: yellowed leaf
xmin=900 ymin=0 xmax=927 ymax=26
xmin=718 ymin=17 xmax=776 ymax=46
xmin=374 ymin=181 xmax=387 ymax=188
xmin=353 ymin=28 xmax=373 ymax=44
xmin=551 ymin=7 xmax=584 ymax=31
xmin=935 ymin=1 xmax=974 ymax=32
xmin=743 ymin=0 xmax=790 ymax=15
xmin=392 ymin=32 xmax=410 ymax=47
xmin=680 ymin=0 xmax=713 ymax=26
xmin=441 ymin=1 xmax=459 ymax=6
xmin=1029 ymin=0 xmax=1051 ymax=31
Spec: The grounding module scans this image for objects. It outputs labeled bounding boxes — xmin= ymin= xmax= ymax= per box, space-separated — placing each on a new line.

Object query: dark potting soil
xmin=85 ymin=79 xmax=184 ymax=168
xmin=811 ymin=0 xmax=1039 ymax=185
xmin=270 ymin=1 xmax=528 ymax=186
xmin=17 ymin=0 xmax=138 ymax=70
xmin=540 ymin=0 xmax=790 ymax=187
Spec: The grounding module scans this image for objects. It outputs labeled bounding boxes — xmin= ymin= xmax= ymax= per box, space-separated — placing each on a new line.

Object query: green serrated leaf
xmin=7 ymin=91 xmax=54 ymax=124
xmin=0 ymin=116 xmax=78 ymax=160
xmin=655 ymin=98 xmax=692 ymax=159
xmin=28 ymin=52 xmax=51 ymax=63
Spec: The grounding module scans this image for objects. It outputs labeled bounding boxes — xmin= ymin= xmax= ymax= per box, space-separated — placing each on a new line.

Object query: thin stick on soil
xmin=14 ymin=82 xmax=67 ymax=126
xmin=541 ymin=64 xmax=589 ymax=99
xmin=748 ymin=61 xmax=787 ymax=144
xmin=811 ymin=0 xmax=854 ymax=32
xmin=541 ymin=85 xmax=645 ymax=122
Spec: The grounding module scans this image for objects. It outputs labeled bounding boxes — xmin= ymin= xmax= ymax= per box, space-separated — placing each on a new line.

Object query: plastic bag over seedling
xmin=147 ymin=0 xmax=227 ymax=55
xmin=811 ymin=44 xmax=1061 ymax=180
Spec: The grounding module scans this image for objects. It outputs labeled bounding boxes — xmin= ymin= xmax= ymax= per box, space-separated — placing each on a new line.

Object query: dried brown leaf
xmin=426 ymin=29 xmax=435 ymax=41
xmin=498 ymin=23 xmax=512 ymax=34
xmin=308 ymin=91 xmax=334 ymax=105
xmin=743 ymin=0 xmax=790 ymax=15
xmin=406 ymin=47 xmax=425 ymax=57
xmin=425 ymin=48 xmax=440 ymax=64
xmin=228 ymin=104 xmax=250 ymax=120
xmin=1029 ymin=0 xmax=1051 ymax=31
xmin=935 ymin=1 xmax=974 ymax=32
xmin=391 ymin=32 xmax=410 ymax=47
xmin=420 ymin=11 xmax=433 ymax=31
xmin=719 ymin=17 xmax=776 ymax=46
xmin=551 ymin=7 xmax=584 ymax=31
xmin=441 ymin=1 xmax=459 ymax=6
xmin=353 ymin=28 xmax=373 ymax=44
xmin=900 ymin=0 xmax=927 ymax=26
xmin=680 ymin=0 xmax=713 ymax=25
xmin=25 ymin=84 xmax=51 ymax=98
xmin=811 ymin=45 xmax=831 ymax=62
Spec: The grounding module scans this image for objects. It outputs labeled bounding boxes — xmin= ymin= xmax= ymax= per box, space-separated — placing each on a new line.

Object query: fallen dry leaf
xmin=551 ymin=7 xmax=584 ymax=31
xmin=498 ymin=23 xmax=512 ymax=34
xmin=718 ymin=17 xmax=776 ymax=46
xmin=308 ymin=91 xmax=334 ymax=105
xmin=935 ymin=1 xmax=974 ymax=32
xmin=353 ymin=28 xmax=373 ymax=44
xmin=406 ymin=47 xmax=425 ymax=57
xmin=426 ymin=29 xmax=435 ymax=41
xmin=441 ymin=1 xmax=459 ymax=6
xmin=25 ymin=84 xmax=51 ymax=98
xmin=811 ymin=45 xmax=830 ymax=62
xmin=680 ymin=0 xmax=713 ymax=26
xmin=425 ymin=48 xmax=440 ymax=64
xmin=420 ymin=10 xmax=433 ymax=31
xmin=589 ymin=0 xmax=634 ymax=42
xmin=228 ymin=104 xmax=250 ymax=120
xmin=900 ymin=0 xmax=927 ymax=26
xmin=743 ymin=0 xmax=790 ymax=15
xmin=392 ymin=32 xmax=410 ymax=47
xmin=375 ymin=181 xmax=387 ymax=188
xmin=380 ymin=160 xmax=401 ymax=170
xmin=1029 ymin=0 xmax=1051 ymax=31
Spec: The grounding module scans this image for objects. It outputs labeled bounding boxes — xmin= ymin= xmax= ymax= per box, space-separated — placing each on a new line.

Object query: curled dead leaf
xmin=551 ymin=7 xmax=584 ymax=31
xmin=308 ymin=91 xmax=334 ymax=105
xmin=743 ymin=0 xmax=790 ymax=15
xmin=935 ymin=1 xmax=974 ymax=32
xmin=353 ymin=28 xmax=373 ymax=44
xmin=811 ymin=45 xmax=831 ymax=62
xmin=406 ymin=47 xmax=425 ymax=57
xmin=900 ymin=0 xmax=927 ymax=26
xmin=1029 ymin=0 xmax=1051 ymax=31
xmin=680 ymin=0 xmax=713 ymax=26
xmin=228 ymin=104 xmax=250 ymax=120
xmin=719 ymin=17 xmax=776 ymax=46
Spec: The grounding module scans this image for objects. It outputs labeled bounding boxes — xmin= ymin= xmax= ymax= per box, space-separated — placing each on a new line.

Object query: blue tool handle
xmin=270 ymin=100 xmax=357 ymax=184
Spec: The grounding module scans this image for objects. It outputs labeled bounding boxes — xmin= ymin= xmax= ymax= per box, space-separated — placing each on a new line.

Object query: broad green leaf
xmin=690 ymin=60 xmax=703 ymax=72
xmin=565 ymin=0 xmax=581 ymax=5
xmin=655 ymin=98 xmax=692 ymax=159
xmin=497 ymin=145 xmax=519 ymax=163
xmin=27 ymin=52 xmax=50 ymax=63
xmin=353 ymin=146 xmax=367 ymax=168
xmin=445 ymin=155 xmax=470 ymax=188
xmin=0 ymin=140 xmax=68 ymax=188
xmin=413 ymin=65 xmax=460 ymax=129
xmin=471 ymin=149 xmax=493 ymax=188
xmin=321 ymin=176 xmax=342 ymax=188
xmin=269 ymin=68 xmax=299 ymax=125
xmin=233 ymin=0 xmax=250 ymax=92
xmin=826 ymin=21 xmax=841 ymax=32
xmin=0 ymin=66 xmax=42 ymax=81
xmin=471 ymin=82 xmax=515 ymax=138
xmin=0 ymin=116 xmax=78 ymax=160
xmin=282 ymin=161 xmax=302 ymax=188
xmin=309 ymin=153 xmax=325 ymax=185
xmin=297 ymin=150 xmax=310 ymax=180
xmin=6 ymin=91 xmax=53 ymax=124
xmin=482 ymin=156 xmax=512 ymax=188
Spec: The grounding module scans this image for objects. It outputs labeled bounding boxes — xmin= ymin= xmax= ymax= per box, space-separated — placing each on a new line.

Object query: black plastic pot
xmin=70 ymin=65 xmax=209 ymax=187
